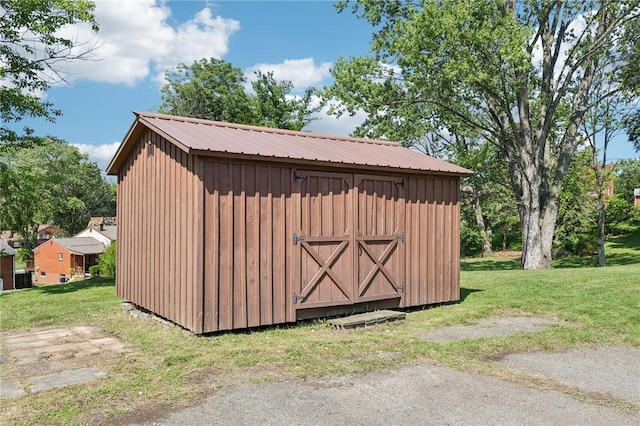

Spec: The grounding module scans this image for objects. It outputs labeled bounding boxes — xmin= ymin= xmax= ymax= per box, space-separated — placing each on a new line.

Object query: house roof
xmin=36 ymin=237 xmax=107 ymax=255
xmin=0 ymin=240 xmax=17 ymax=256
xmin=87 ymin=225 xmax=116 ymax=241
xmin=107 ymin=112 xmax=473 ymax=176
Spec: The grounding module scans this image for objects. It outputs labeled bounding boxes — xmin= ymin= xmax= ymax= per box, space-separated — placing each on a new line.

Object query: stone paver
xmin=28 ymin=367 xmax=107 ymax=393
xmin=0 ymin=379 xmax=25 ymax=398
xmin=421 ymin=316 xmax=569 ymax=342
xmin=0 ymin=326 xmax=132 ymax=399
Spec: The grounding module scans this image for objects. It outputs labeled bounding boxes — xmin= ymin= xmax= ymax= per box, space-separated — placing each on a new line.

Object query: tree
xmin=159 ymin=59 xmax=319 ymax=131
xmin=614 ymin=159 xmax=640 ymax=204
xmin=326 ymin=0 xmax=639 ymax=269
xmin=0 ymin=137 xmax=115 ymax=258
xmin=251 ymin=71 xmax=318 ymax=131
xmin=0 ymin=0 xmax=98 ymax=147
xmin=159 ymin=58 xmax=253 ymax=123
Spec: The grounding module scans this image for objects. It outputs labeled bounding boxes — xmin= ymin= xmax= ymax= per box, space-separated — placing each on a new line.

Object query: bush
xmin=98 ymin=242 xmax=116 ymax=278
xmin=88 ymin=265 xmax=100 ymax=276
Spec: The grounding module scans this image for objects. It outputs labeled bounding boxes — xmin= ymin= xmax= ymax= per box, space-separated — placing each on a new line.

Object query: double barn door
xmin=293 ymin=170 xmax=405 ymax=310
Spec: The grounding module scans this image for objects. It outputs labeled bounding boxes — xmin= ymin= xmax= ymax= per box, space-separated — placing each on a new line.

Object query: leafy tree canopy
xmin=0 ymin=0 xmax=99 ymax=147
xmin=325 ymin=0 xmax=639 ymax=269
xmin=159 ymin=58 xmax=319 ymax=131
xmin=0 ymin=137 xmax=115 ymax=258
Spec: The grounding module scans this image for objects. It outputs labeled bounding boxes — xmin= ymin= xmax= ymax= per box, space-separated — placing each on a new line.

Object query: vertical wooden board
xmin=418 ymin=178 xmax=429 ymax=305
xmin=185 ymin=153 xmax=195 ymax=330
xmin=162 ymin=138 xmax=170 ymax=323
xmin=410 ymin=177 xmax=420 ymax=306
xmin=443 ymin=178 xmax=453 ymax=301
xmin=245 ymin=165 xmax=260 ymax=327
xmin=218 ymin=162 xmax=233 ymax=331
xmin=285 ymin=168 xmax=295 ymax=323
xmin=434 ymin=177 xmax=444 ymax=302
xmin=426 ymin=177 xmax=436 ymax=304
xmin=230 ymin=164 xmax=245 ymax=329
xmin=193 ymin=157 xmax=205 ymax=333
xmin=259 ymin=166 xmax=273 ymax=325
xmin=150 ymin=136 xmax=158 ymax=314
xmin=273 ymin=168 xmax=287 ymax=324
xmin=203 ymin=161 xmax=219 ymax=332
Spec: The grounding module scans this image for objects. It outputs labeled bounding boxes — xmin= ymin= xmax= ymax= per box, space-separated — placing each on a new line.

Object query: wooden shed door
xmin=354 ymin=174 xmax=405 ymax=303
xmin=293 ymin=171 xmax=354 ymax=309
xmin=293 ymin=171 xmax=405 ymax=310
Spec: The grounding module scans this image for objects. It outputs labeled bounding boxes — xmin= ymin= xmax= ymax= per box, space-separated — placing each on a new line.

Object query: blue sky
xmin=9 ymin=0 xmax=638 ymax=172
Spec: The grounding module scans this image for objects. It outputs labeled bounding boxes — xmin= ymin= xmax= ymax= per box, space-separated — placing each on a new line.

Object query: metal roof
xmin=47 ymin=237 xmax=107 ymax=255
xmin=107 ymin=112 xmax=473 ymax=176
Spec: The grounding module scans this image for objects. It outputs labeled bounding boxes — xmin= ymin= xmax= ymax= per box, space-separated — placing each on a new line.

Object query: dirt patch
xmin=493 ymin=346 xmax=640 ymax=402
xmin=0 ymin=325 xmax=135 ymax=398
xmin=420 ymin=316 xmax=572 ymax=342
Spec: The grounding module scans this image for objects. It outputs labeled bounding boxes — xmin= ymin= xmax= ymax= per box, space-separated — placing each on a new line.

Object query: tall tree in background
xmin=159 ymin=58 xmax=253 ymax=124
xmin=0 ymin=0 xmax=98 ymax=147
xmin=0 ymin=137 xmax=115 ymax=258
xmin=326 ymin=0 xmax=639 ymax=269
xmin=251 ymin=71 xmax=318 ymax=131
xmin=159 ymin=59 xmax=318 ymax=131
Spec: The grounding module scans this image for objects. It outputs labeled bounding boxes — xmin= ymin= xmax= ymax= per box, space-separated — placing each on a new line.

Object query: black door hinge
xmin=293 ymin=234 xmax=305 ymax=245
xmin=292 ymin=293 xmax=305 ymax=304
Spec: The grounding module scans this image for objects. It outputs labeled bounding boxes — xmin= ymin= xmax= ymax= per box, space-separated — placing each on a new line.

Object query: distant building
xmin=33 ymin=220 xmax=116 ymax=284
xmin=635 ymin=188 xmax=640 ymax=207
xmin=0 ymin=240 xmax=17 ymax=290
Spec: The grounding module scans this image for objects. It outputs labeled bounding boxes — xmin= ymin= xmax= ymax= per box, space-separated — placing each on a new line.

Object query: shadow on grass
xmin=460 ymin=259 xmax=521 ymax=271
xmin=35 ymin=277 xmax=115 ymax=294
xmin=460 ymin=287 xmax=483 ymax=301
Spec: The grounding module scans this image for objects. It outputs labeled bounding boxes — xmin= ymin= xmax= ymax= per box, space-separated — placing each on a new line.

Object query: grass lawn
xmin=1 ymin=233 xmax=639 ymax=425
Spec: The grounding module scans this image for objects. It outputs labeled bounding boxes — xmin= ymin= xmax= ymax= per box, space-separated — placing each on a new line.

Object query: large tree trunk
xmin=471 ymin=185 xmax=493 ymax=255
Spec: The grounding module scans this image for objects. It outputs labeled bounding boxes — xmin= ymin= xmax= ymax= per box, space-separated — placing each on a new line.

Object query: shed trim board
xmin=109 ymin=112 xmax=471 ymax=333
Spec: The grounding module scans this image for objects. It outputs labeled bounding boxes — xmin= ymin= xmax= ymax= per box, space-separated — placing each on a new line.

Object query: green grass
xmin=1 ymin=232 xmax=639 ymax=425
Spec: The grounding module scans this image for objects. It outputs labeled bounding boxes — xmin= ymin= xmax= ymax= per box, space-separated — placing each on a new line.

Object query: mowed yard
xmin=1 ymin=233 xmax=639 ymax=425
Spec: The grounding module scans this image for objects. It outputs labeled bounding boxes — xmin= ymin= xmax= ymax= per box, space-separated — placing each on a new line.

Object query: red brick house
xmin=0 ymin=239 xmax=16 ymax=290
xmin=33 ymin=238 xmax=106 ymax=284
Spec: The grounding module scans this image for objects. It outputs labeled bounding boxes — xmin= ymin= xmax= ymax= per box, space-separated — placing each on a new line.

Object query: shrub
xmin=98 ymin=242 xmax=116 ymax=278
xmin=88 ymin=265 xmax=100 ymax=276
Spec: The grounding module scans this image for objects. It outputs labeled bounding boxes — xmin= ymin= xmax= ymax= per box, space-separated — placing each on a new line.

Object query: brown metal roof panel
xmin=118 ymin=112 xmax=473 ymax=175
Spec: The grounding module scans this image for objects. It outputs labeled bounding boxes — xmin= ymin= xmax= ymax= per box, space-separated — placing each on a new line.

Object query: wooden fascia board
xmin=106 ymin=113 xmax=192 ymax=175
xmin=192 ymin=149 xmax=474 ymax=177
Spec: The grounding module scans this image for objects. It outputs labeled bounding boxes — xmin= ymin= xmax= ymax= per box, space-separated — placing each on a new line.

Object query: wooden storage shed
xmin=107 ymin=112 xmax=472 ymax=334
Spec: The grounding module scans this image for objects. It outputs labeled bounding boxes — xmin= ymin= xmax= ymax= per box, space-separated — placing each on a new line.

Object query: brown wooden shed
xmin=107 ymin=112 xmax=472 ymax=334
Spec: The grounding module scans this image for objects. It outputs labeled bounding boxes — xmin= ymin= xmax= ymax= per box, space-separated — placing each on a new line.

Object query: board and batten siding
xmin=404 ymin=175 xmax=460 ymax=307
xmin=202 ymin=161 xmax=294 ymax=333
xmin=117 ymin=130 xmax=204 ymax=332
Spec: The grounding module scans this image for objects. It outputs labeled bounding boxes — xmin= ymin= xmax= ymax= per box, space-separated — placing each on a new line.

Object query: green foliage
xmin=555 ymin=151 xmax=599 ymax=255
xmin=0 ymin=0 xmax=98 ymax=145
xmin=0 ymin=137 xmax=115 ymax=258
xmin=327 ymin=0 xmax=639 ymax=269
xmin=614 ymin=159 xmax=640 ymax=204
xmin=88 ymin=265 xmax=100 ymax=277
xmin=98 ymin=242 xmax=116 ymax=278
xmin=605 ymin=196 xmax=640 ymax=236
xmin=159 ymin=59 xmax=319 ymax=131
xmin=250 ymin=71 xmax=319 ymax=131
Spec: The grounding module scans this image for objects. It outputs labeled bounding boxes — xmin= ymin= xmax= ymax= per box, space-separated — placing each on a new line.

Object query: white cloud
xmin=245 ymin=58 xmax=332 ymax=91
xmin=56 ymin=0 xmax=240 ymax=86
xmin=305 ymin=96 xmax=368 ymax=136
xmin=74 ymin=141 xmax=120 ymax=173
